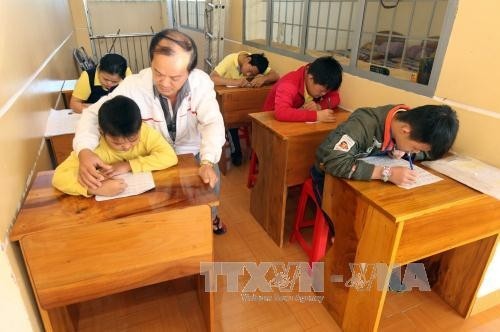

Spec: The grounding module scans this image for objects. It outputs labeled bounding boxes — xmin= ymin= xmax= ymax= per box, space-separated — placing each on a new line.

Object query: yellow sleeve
xmin=263 ymin=67 xmax=271 ymax=75
xmin=125 ymin=67 xmax=133 ymax=76
xmin=213 ymin=53 xmax=237 ymax=77
xmin=52 ymin=151 xmax=90 ymax=196
xmin=72 ymin=71 xmax=91 ymax=101
xmin=128 ymin=125 xmax=178 ymax=173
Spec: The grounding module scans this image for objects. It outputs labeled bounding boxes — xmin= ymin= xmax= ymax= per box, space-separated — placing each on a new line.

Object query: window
xmin=178 ymin=0 xmax=205 ymax=31
xmin=244 ymin=0 xmax=458 ymax=96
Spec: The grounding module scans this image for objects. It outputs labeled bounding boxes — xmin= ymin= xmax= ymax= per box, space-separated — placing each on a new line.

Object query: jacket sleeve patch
xmin=333 ymin=134 xmax=355 ymax=152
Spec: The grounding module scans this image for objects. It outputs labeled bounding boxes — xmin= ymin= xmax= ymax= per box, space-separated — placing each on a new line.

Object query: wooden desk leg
xmin=197 ymin=274 xmax=214 ymax=332
xmin=434 ymin=234 xmax=498 ymax=317
xmin=46 ymin=306 xmax=78 ymax=332
xmin=250 ymin=122 xmax=288 ymax=247
xmin=322 ymin=178 xmax=403 ymax=332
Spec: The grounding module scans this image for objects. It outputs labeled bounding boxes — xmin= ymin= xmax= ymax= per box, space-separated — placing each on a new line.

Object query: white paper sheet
xmin=95 ymin=172 xmax=156 ymax=201
xmin=361 ymin=156 xmax=442 ymax=189
xmin=45 ymin=109 xmax=81 ymax=136
xmin=423 ymin=154 xmax=500 ymax=200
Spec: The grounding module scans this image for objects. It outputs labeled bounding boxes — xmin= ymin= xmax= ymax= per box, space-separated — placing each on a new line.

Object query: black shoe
xmin=212 ymin=216 xmax=227 ymax=235
xmin=231 ymin=152 xmax=242 ymax=166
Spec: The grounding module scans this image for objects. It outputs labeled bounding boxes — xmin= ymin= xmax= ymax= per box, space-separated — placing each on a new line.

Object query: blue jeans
xmin=195 ymin=153 xmax=220 ymax=221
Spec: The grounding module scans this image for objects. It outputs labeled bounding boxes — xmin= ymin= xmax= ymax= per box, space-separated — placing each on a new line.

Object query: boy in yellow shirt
xmin=53 ymin=95 xmax=178 ymax=197
xmin=210 ymin=52 xmax=280 ymax=166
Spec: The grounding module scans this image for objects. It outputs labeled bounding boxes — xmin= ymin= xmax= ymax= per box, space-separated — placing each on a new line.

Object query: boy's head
xmin=394 ymin=105 xmax=459 ymax=158
xmin=98 ymin=96 xmax=142 ymax=152
xmin=241 ymin=53 xmax=269 ymax=77
xmin=98 ymin=53 xmax=128 ymax=90
xmin=306 ymin=56 xmax=343 ymax=98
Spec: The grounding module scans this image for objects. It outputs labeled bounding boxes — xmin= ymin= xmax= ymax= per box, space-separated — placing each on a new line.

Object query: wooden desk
xmin=321 ymin=172 xmax=500 ymax=332
xmin=249 ymin=110 xmax=350 ymax=247
xmin=61 ymin=79 xmax=76 ymax=109
xmin=44 ymin=109 xmax=80 ymax=168
xmin=215 ymin=85 xmax=273 ymax=174
xmin=46 ymin=133 xmax=74 ymax=167
xmin=10 ymin=155 xmax=217 ymax=331
xmin=215 ymin=85 xmax=273 ymax=129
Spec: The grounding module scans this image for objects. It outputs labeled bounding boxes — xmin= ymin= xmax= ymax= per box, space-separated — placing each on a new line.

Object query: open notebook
xmin=45 ymin=109 xmax=81 ymax=136
xmin=361 ymin=156 xmax=442 ymax=189
xmin=95 ymin=172 xmax=155 ymax=201
xmin=423 ymin=154 xmax=500 ymax=200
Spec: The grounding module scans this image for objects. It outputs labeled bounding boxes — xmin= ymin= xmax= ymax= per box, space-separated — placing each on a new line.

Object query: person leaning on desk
xmin=73 ymin=29 xmax=227 ymax=235
xmin=70 ymin=53 xmax=132 ymax=113
xmin=263 ymin=56 xmax=342 ymax=123
xmin=209 ymin=52 xmax=280 ymax=166
xmin=310 ymin=104 xmax=460 ymax=218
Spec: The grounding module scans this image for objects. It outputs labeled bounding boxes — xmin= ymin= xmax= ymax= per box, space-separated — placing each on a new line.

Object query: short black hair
xmin=396 ymin=104 xmax=459 ymax=158
xmin=99 ymin=53 xmax=128 ymax=79
xmin=98 ymin=96 xmax=142 ymax=137
xmin=308 ymin=56 xmax=343 ymax=90
xmin=149 ymin=29 xmax=198 ymax=72
xmin=248 ymin=53 xmax=269 ymax=74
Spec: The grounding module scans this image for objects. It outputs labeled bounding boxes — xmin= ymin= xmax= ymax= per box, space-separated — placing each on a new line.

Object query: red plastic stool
xmin=246 ymin=151 xmax=258 ymax=188
xmin=289 ymin=178 xmax=330 ymax=264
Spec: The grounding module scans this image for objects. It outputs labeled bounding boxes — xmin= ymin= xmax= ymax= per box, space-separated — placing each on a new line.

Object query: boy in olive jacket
xmin=312 ymin=104 xmax=459 ymax=212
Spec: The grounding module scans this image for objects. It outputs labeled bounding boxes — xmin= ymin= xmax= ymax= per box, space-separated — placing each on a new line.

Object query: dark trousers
xmin=228 ymin=128 xmax=242 ymax=157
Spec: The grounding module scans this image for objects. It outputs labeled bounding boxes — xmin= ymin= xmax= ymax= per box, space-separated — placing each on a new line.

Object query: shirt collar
xmin=94 ymin=69 xmax=103 ymax=88
xmin=304 ymin=81 xmax=313 ymax=103
xmin=236 ymin=51 xmax=250 ymax=76
xmin=152 ymin=78 xmax=192 ymax=107
xmin=381 ymin=104 xmax=411 ymax=151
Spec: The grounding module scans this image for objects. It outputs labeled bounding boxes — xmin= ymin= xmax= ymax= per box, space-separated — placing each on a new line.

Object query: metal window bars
xmin=90 ymin=30 xmax=155 ymax=74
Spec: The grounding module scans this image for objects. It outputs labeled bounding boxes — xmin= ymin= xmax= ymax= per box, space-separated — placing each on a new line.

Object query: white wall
xmin=88 ymin=0 xmax=166 ymax=34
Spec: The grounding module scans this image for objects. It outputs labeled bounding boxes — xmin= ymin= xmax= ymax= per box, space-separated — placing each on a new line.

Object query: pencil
xmin=408 ymin=152 xmax=414 ymax=170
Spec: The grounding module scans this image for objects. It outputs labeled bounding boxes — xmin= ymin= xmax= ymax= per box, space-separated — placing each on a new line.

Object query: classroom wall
xmin=87 ymin=0 xmax=166 ymax=34
xmin=218 ymin=0 xmax=500 ymax=302
xmin=69 ymin=0 xmax=93 ymax=55
xmin=0 ymin=0 xmax=77 ymax=330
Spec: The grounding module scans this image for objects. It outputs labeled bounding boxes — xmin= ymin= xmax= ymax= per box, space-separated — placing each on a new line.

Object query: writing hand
xmin=249 ymin=75 xmax=266 ymax=87
xmin=389 ymin=166 xmax=418 ymax=185
xmin=101 ymin=161 xmax=132 ymax=178
xmin=317 ymin=109 xmax=336 ymax=123
xmin=78 ymin=149 xmax=112 ymax=189
xmin=236 ymin=78 xmax=250 ymax=87
xmin=88 ymin=178 xmax=127 ymax=196
xmin=302 ymin=101 xmax=321 ymax=111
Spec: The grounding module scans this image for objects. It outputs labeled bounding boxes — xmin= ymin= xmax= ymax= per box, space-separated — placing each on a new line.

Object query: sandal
xmin=212 ymin=216 xmax=227 ymax=235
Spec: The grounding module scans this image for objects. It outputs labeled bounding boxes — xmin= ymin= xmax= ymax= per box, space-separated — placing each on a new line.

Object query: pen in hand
xmin=407 ymin=152 xmax=414 ymax=170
